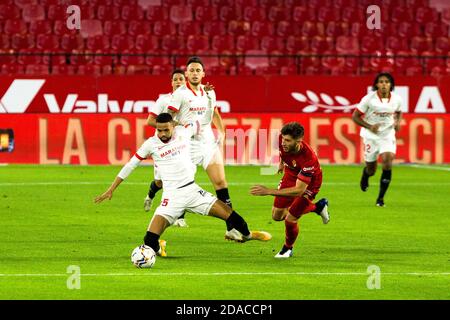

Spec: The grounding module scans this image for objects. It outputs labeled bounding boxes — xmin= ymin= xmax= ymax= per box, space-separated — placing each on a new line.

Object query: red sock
xmin=284 ymin=220 xmax=299 ymax=249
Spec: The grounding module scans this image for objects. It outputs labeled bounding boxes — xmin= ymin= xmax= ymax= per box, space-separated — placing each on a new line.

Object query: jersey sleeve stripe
xmin=134 ymin=153 xmax=146 ymax=160
xmin=168 ymin=106 xmax=178 ymax=112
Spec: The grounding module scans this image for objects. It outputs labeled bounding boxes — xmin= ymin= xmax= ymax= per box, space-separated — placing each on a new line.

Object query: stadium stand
xmin=0 ymin=0 xmax=448 ymax=75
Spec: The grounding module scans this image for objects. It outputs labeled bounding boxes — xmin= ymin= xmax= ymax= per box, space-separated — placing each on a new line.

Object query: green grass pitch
xmin=0 ymin=164 xmax=449 ymax=300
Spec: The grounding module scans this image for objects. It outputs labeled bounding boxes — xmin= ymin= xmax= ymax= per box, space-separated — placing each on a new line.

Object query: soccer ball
xmin=131 ymin=245 xmax=156 ymax=268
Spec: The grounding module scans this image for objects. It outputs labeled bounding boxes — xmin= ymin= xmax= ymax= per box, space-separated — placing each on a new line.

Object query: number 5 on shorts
xmin=161 ymin=198 xmax=169 ymax=207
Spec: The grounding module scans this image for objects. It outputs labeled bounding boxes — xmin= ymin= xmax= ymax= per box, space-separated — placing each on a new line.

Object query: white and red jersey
xmin=118 ymin=122 xmax=200 ymax=191
xmin=168 ymin=82 xmax=216 ymax=143
xmin=357 ymin=90 xmax=403 ymax=140
xmin=149 ymin=93 xmax=172 ymax=118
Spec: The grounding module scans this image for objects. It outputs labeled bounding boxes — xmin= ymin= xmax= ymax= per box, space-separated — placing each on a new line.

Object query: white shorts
xmin=153 ymin=183 xmax=217 ymax=225
xmin=190 ymin=140 xmax=223 ymax=170
xmin=363 ymin=136 xmax=397 ymax=162
xmin=153 ymin=164 xmax=161 ymax=181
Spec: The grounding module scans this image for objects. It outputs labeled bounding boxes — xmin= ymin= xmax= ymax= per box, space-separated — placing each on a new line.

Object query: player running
xmin=250 ymin=122 xmax=329 ymax=258
xmin=352 ymin=73 xmax=403 ymax=207
xmin=144 ymin=68 xmax=188 ymax=227
xmin=94 ymin=113 xmax=271 ymax=257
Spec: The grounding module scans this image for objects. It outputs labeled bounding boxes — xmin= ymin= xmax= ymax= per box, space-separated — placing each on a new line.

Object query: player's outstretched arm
xmin=251 ymin=180 xmax=308 ymax=197
xmin=94 ymin=177 xmax=123 ymax=203
xmin=394 ymin=111 xmax=402 ymax=131
xmin=352 ymin=109 xmax=379 ymax=133
xmin=212 ymin=108 xmax=225 ymax=143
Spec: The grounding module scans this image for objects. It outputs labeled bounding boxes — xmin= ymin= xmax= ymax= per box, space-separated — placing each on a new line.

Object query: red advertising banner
xmin=0 ymin=75 xmax=448 ymax=114
xmin=0 ymin=114 xmax=449 ymax=165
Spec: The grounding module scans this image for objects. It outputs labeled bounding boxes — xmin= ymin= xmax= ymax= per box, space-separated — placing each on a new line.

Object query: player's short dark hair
xmin=171 ymin=68 xmax=185 ymax=78
xmin=186 ymin=56 xmax=204 ymax=70
xmin=156 ymin=113 xmax=173 ymax=123
xmin=372 ymin=72 xmax=395 ymax=91
xmin=281 ymin=122 xmax=304 ymax=140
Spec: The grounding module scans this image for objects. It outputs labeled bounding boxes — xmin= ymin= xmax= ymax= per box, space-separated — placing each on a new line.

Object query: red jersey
xmin=279 ymin=135 xmax=321 ymax=185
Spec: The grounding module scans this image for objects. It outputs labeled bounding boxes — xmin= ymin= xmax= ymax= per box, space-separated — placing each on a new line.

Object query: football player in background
xmin=352 ymin=73 xmax=403 ymax=207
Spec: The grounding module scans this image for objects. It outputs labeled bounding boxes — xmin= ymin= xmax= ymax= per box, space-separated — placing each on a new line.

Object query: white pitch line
xmin=0 ymin=181 xmax=449 ymax=187
xmin=408 ymin=164 xmax=450 ymax=172
xmin=0 ymin=272 xmax=449 ymax=277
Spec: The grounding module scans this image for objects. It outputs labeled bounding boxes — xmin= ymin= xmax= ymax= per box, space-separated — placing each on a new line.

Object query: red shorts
xmin=273 ymin=171 xmax=322 ymax=217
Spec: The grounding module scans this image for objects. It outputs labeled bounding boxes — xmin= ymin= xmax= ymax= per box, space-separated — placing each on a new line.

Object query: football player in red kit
xmin=250 ymin=122 xmax=330 ymax=258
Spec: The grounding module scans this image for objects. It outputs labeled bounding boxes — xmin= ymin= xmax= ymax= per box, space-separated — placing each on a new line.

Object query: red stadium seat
xmin=251 ymin=21 xmax=275 ymax=37
xmin=77 ymin=64 xmax=102 ymax=76
xmin=146 ymin=6 xmax=169 ymax=21
xmin=360 ymin=35 xmax=384 ymax=54
xmin=0 ymin=36 xmax=11 ymax=50
xmin=301 ymin=21 xmax=325 ymax=37
xmin=317 ymin=7 xmax=340 ymax=22
xmin=52 ymin=65 xmax=77 ymax=75
xmin=126 ymin=65 xmax=151 ymax=75
xmin=410 ymin=36 xmax=434 ymax=55
xmin=186 ymin=35 xmax=210 ymax=52
xmin=17 ymin=49 xmax=42 ymax=65
xmin=340 ymin=6 xmax=364 ymax=22
xmin=0 ymin=5 xmax=21 ymax=20
xmin=325 ymin=21 xmax=350 ymax=38
xmin=178 ymin=21 xmax=202 ymax=36
xmin=153 ymin=21 xmax=177 ymax=36
xmin=145 ymin=56 xmax=171 ymax=67
xmin=135 ymin=34 xmax=159 ymax=51
xmin=103 ymin=21 xmax=127 ymax=36
xmin=39 ymin=0 xmax=59 ymax=5
xmin=4 ymin=20 xmax=28 ymax=35
xmin=245 ymin=50 xmax=269 ymax=70
xmin=292 ymin=6 xmax=316 ymax=23
xmin=385 ymin=36 xmax=409 ymax=53
xmin=234 ymin=64 xmax=254 ymax=75
xmin=435 ymin=37 xmax=449 ymax=55
xmin=203 ymin=21 xmax=228 ymax=36
xmin=335 ymin=36 xmax=359 ymax=54
xmin=128 ymin=20 xmax=153 ymax=37
xmin=280 ymin=65 xmax=298 ymax=75
xmin=405 ymin=65 xmax=423 ymax=76
xmin=86 ymin=35 xmax=110 ymax=51
xmin=0 ymin=50 xmax=16 ymax=65
xmin=209 ymin=64 xmax=231 ymax=75
xmin=243 ymin=6 xmax=266 ymax=21
xmin=60 ymin=34 xmax=85 ymax=51
xmin=415 ymin=7 xmax=439 ymax=24
xmin=423 ymin=22 xmax=448 ymax=38
xmin=442 ymin=8 xmax=450 ymax=26
xmin=228 ymin=20 xmax=251 ymax=36
xmin=276 ymin=20 xmax=301 ymax=37
xmin=211 ymin=35 xmax=236 ymax=53
xmin=14 ymin=0 xmax=38 ymax=8
xmin=1 ymin=63 xmax=25 ymax=75
xmin=151 ymin=64 xmax=173 ymax=75
xmin=53 ymin=20 xmax=79 ymax=36
xmin=29 ymin=21 xmax=53 ymax=34
xmin=121 ymin=5 xmax=145 ymax=20
xmin=285 ymin=36 xmax=310 ymax=54
xmin=170 ymin=5 xmax=193 ymax=24
xmin=36 ymin=34 xmax=60 ymax=51
xmin=25 ymin=64 xmax=50 ymax=75
xmin=97 ymin=6 xmax=121 ymax=20
xmin=260 ymin=36 xmax=285 ymax=53
xmin=194 ymin=6 xmax=218 ymax=21
xmin=160 ymin=35 xmax=186 ymax=54
xmin=120 ymin=50 xmax=146 ymax=66
xmin=11 ymin=34 xmax=35 ymax=50
xmin=187 ymin=0 xmax=210 ymax=6
xmin=267 ymin=6 xmax=290 ymax=22
xmin=310 ymin=36 xmax=334 ymax=54
xmin=219 ymin=6 xmax=240 ymax=21
xmin=22 ymin=4 xmax=46 ymax=22
xmin=394 ymin=22 xmax=423 ymax=38
xmin=110 ymin=35 xmax=135 ymax=52
xmin=80 ymin=20 xmax=103 ymax=38
xmin=422 ymin=52 xmax=446 ymax=75
xmin=322 ymin=56 xmax=346 ymax=75
xmin=47 ymin=5 xmax=69 ymax=21
xmin=236 ymin=35 xmax=260 ymax=53
xmin=391 ymin=7 xmax=413 ymax=23
xmin=93 ymin=50 xmax=117 ymax=66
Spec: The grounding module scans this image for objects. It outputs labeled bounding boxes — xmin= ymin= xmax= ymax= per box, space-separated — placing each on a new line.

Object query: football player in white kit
xmin=94 ymin=113 xmax=271 ymax=257
xmin=352 ymin=73 xmax=403 ymax=207
xmin=167 ymin=56 xmax=237 ymax=234
xmin=144 ymin=69 xmax=189 ymax=227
